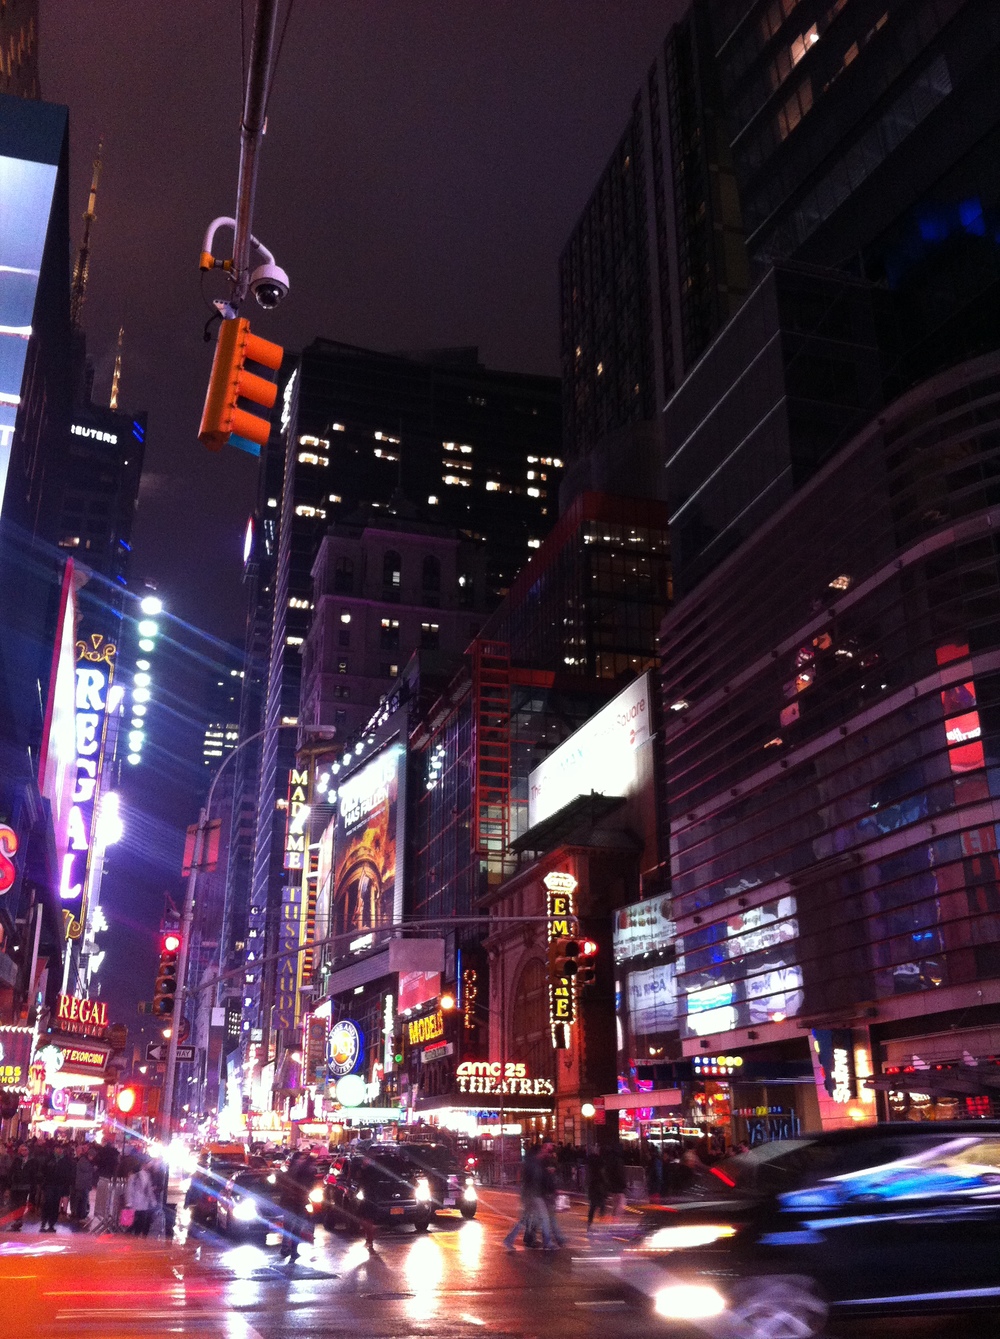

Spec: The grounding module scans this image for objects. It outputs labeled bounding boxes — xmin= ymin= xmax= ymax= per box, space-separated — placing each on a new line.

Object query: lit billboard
xmin=0 ymin=151 xmax=59 ymax=514
xmin=331 ymin=743 xmax=404 ymax=941
xmin=61 ymin=632 xmax=116 ymax=930
xmin=528 ymin=673 xmax=651 ymax=827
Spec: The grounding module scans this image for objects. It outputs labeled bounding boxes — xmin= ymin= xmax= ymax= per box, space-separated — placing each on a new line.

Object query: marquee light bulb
xmin=133 ymin=688 xmax=151 ymax=704
xmin=127 ymin=753 xmax=141 ymax=765
xmin=134 ymin=672 xmax=151 ymax=688
xmin=140 ymin=596 xmax=163 ymax=616
xmin=138 ymin=639 xmax=154 ymax=652
xmin=136 ymin=659 xmax=150 ymax=671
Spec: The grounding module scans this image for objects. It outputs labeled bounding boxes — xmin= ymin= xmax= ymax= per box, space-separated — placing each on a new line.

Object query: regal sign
xmin=62 ymin=634 xmax=116 ymax=928
xmin=455 ymin=1060 xmax=554 ymax=1099
xmin=56 ymin=993 xmax=109 ymax=1038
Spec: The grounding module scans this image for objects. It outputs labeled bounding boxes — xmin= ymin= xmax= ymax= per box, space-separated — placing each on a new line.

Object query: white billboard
xmin=528 ymin=672 xmax=651 ymax=828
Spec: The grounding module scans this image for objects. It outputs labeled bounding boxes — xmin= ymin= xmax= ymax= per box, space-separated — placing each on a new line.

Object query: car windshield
xmin=717 ymin=1134 xmax=946 ymax=1196
xmin=361 ymin=1152 xmax=417 ymax=1187
xmin=233 ymin=1173 xmax=276 ymax=1193
xmin=404 ymin=1145 xmax=454 ymax=1172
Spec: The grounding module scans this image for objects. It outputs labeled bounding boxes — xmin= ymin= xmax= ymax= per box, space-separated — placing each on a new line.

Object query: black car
xmin=622 ymin=1121 xmax=1000 ymax=1338
xmin=216 ymin=1169 xmax=283 ymax=1240
xmin=184 ymin=1147 xmax=250 ymax=1226
xmin=403 ymin=1141 xmax=478 ymax=1219
xmin=324 ymin=1144 xmax=435 ymax=1233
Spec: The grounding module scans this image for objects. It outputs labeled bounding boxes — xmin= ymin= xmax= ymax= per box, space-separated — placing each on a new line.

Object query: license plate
xmin=390 ymin=1206 xmax=405 ymax=1215
xmin=443 ymin=1197 xmax=455 ymax=1207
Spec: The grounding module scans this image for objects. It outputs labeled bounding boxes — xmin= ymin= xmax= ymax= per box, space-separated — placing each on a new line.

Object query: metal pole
xmin=232 ymin=0 xmax=281 ymax=307
xmin=160 ymin=814 xmax=202 ymax=1138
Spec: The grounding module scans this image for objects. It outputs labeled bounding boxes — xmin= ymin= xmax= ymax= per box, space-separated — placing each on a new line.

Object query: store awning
xmin=604 ymin=1089 xmax=682 ymax=1110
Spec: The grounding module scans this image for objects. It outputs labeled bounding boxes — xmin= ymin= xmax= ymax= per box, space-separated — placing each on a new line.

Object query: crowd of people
xmin=0 ymin=1138 xmax=165 ymax=1235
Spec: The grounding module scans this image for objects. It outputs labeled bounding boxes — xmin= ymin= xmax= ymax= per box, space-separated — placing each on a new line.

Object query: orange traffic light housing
xmin=152 ymin=933 xmax=180 ymax=1017
xmin=547 ymin=936 xmax=579 ymax=987
xmin=198 ymin=317 xmax=283 ymax=456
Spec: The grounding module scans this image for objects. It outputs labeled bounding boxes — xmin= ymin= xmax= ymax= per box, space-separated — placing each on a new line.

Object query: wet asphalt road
xmin=2 ymin=1190 xmax=994 ymax=1339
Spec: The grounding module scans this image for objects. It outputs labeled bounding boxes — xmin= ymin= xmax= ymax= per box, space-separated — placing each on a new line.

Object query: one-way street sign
xmin=146 ymin=1042 xmax=195 ymax=1063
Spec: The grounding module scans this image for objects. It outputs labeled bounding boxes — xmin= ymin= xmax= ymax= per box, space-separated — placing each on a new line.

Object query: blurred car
xmin=184 ymin=1142 xmax=249 ymax=1226
xmin=403 ymin=1141 xmax=478 ymax=1218
xmin=216 ymin=1168 xmax=283 ymax=1240
xmin=621 ymin=1122 xmax=1000 ymax=1338
xmin=323 ymin=1144 xmax=435 ymax=1233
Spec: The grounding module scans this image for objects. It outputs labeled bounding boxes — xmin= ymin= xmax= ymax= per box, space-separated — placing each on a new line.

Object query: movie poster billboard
xmin=332 ymin=742 xmax=404 ymax=942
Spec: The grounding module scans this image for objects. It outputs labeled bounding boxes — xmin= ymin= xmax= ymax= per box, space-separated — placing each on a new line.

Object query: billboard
xmin=614 ymin=895 xmax=675 ymax=964
xmin=528 ymin=673 xmax=651 ymax=827
xmin=331 ymin=743 xmax=404 ymax=940
xmin=626 ymin=963 xmax=678 ymax=1037
xmin=0 ymin=151 xmax=59 ymax=513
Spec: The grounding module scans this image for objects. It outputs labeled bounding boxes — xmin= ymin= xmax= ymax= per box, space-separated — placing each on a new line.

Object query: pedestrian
xmin=537 ymin=1142 xmax=566 ymax=1247
xmin=586 ymin=1149 xmax=607 ymax=1228
xmin=503 ymin=1145 xmax=553 ymax=1251
xmin=39 ymin=1145 xmax=74 ymax=1232
xmin=0 ymin=1142 xmax=12 ymax=1209
xmin=125 ymin=1158 xmax=158 ymax=1236
xmin=277 ymin=1150 xmax=314 ymax=1264
xmin=72 ymin=1148 xmax=97 ymax=1224
xmin=6 ymin=1146 xmax=32 ymax=1230
xmin=603 ymin=1142 xmax=628 ymax=1222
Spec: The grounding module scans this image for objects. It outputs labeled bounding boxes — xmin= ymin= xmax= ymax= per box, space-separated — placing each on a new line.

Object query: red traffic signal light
xmin=153 ymin=933 xmax=180 ymax=1017
xmin=116 ymin=1085 xmax=138 ymax=1115
xmin=580 ymin=939 xmax=598 ymax=957
xmin=198 ymin=317 xmax=283 ymax=456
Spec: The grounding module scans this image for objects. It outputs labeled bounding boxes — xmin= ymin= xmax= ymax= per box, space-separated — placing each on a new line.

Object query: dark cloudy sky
xmin=43 ymin=0 xmax=680 ymax=645
xmin=40 ymin=1 xmax=683 ymax=1027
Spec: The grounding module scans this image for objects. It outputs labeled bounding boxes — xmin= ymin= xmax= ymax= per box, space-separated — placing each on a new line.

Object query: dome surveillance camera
xmin=250 ymin=261 xmax=289 ymax=310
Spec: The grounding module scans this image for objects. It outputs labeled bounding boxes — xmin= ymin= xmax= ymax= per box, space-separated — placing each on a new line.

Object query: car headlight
xmin=267 ymin=1173 xmax=277 ymax=1184
xmin=415 ymin=1177 xmax=432 ymax=1203
xmin=355 ymin=1188 xmax=365 ymax=1201
xmin=462 ymin=1183 xmax=477 ymax=1202
xmin=309 ymin=1185 xmax=324 ymax=1204
xmin=233 ymin=1198 xmax=258 ymax=1222
xmin=645 ymin=1224 xmax=737 ymax=1250
xmin=654 ymin=1284 xmax=727 ymax=1320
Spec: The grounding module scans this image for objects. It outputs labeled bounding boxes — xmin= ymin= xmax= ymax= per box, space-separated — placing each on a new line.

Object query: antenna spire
xmin=109 ymin=325 xmax=124 ymax=410
xmin=70 ymin=138 xmax=104 ymax=330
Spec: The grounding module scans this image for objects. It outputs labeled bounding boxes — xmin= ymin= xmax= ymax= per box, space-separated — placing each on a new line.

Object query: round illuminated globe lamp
xmin=140 ymin=595 xmax=163 ymax=616
xmin=581 ymin=1102 xmax=597 ymax=1119
xmin=336 ymin=1073 xmax=367 ymax=1107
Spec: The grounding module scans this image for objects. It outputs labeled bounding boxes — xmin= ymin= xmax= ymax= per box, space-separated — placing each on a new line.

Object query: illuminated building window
xmin=331 ymin=422 xmax=345 ymax=432
xmin=374 ymin=448 xmax=399 ymax=461
xmin=428 ymin=495 xmax=439 ymax=505
xmin=829 ymin=574 xmax=852 ymax=591
xmin=299 ymin=435 xmax=331 ymax=450
xmin=288 ymin=597 xmax=311 ymax=609
xmin=59 ymin=536 xmax=81 ymax=548
xmin=294 ymin=505 xmax=326 ymax=519
xmin=527 ymin=470 xmax=536 ymax=479
xmin=443 ymin=474 xmax=471 ymax=487
xmin=329 ymin=493 xmax=342 ymax=503
xmin=527 ymin=487 xmax=541 ymax=498
xmin=526 ymin=455 xmax=537 ymax=463
xmin=297 ymin=451 xmax=329 ymax=466
xmin=374 ymin=431 xmax=401 ymax=444
xmin=528 ymin=538 xmax=541 ymax=549
xmin=281 ymin=716 xmax=298 ymax=726
xmin=420 ymin=622 xmax=440 ymax=650
xmin=337 ymin=660 xmax=348 ymax=675
xmin=286 ymin=636 xmax=304 ymax=646
xmin=443 ymin=442 xmax=473 ymax=454
xmin=383 ymin=551 xmax=402 ymax=588
xmin=267 ymin=497 xmax=278 ymax=507
xmin=340 ymin=611 xmax=351 ymax=624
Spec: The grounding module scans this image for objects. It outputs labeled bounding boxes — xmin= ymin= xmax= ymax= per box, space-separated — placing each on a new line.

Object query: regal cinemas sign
xmin=455 ymin=1060 xmax=554 ymax=1098
xmin=56 ymin=993 xmax=109 ymax=1038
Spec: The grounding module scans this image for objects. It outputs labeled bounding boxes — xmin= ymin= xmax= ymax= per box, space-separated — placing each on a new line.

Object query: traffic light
xmin=116 ymin=1085 xmax=138 ymax=1115
xmin=547 ymin=936 xmax=580 ymax=985
xmin=198 ymin=317 xmax=283 ymax=456
xmin=152 ymin=932 xmax=180 ymax=1016
xmin=577 ymin=938 xmax=598 ymax=988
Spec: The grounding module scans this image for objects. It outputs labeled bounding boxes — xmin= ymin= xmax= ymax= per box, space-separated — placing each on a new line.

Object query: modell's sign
xmin=56 ymin=993 xmax=109 ymax=1038
xmin=455 ymin=1060 xmax=554 ymax=1098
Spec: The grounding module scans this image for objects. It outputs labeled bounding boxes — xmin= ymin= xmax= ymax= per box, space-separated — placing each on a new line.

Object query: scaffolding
xmin=471 ymin=639 xmax=511 ymax=856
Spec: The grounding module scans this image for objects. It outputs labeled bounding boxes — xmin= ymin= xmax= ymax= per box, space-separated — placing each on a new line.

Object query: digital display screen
xmin=0 ymin=152 xmax=58 ymax=513
xmin=332 ymin=743 xmax=404 ymax=940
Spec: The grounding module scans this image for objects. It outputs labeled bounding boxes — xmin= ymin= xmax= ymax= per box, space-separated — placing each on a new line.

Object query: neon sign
xmin=56 ymin=993 xmax=109 ymax=1037
xmin=406 ymin=1010 xmax=444 ymax=1047
xmin=455 ymin=1060 xmax=554 ymax=1098
xmin=0 ymin=824 xmax=18 ymax=895
xmin=61 ymin=635 xmax=116 ymax=929
xmin=283 ymin=767 xmax=309 ymax=869
xmin=544 ymin=870 xmax=578 ymax=1048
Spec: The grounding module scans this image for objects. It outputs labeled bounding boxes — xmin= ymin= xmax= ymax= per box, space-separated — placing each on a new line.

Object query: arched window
xmin=383 ymin=550 xmax=402 ymax=588
xmin=510 ymin=957 xmax=556 ymax=1081
xmin=422 ymin=554 xmax=441 ymax=592
xmin=334 ymin=555 xmax=353 ymax=593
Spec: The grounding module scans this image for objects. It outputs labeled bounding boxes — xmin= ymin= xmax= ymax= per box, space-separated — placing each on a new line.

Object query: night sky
xmin=39 ymin=1 xmax=682 ymax=1031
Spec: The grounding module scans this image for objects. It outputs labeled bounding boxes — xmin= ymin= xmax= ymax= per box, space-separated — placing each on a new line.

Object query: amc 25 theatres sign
xmin=455 ymin=1060 xmax=554 ymax=1098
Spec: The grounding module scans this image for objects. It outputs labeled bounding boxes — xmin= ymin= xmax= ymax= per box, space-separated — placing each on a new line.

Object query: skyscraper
xmin=0 ymin=0 xmax=38 ymax=100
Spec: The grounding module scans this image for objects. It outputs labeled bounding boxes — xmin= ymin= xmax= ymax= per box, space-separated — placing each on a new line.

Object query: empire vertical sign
xmin=544 ymin=870 xmax=578 ymax=1048
xmin=62 ymin=634 xmax=116 ymax=934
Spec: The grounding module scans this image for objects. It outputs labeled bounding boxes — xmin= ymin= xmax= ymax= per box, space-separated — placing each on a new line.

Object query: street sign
xmin=146 ymin=1042 xmax=195 ymax=1063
